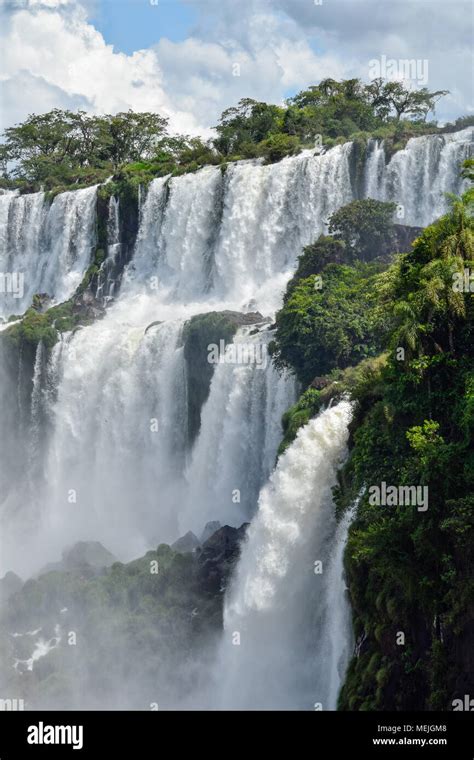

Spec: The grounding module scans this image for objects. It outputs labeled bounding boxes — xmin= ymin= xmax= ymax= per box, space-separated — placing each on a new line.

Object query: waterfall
xmin=179 ymin=328 xmax=297 ymax=535
xmin=0 ymin=185 xmax=97 ymax=317
xmin=124 ymin=144 xmax=353 ymax=311
xmin=0 ymin=319 xmax=295 ymax=575
xmin=2 ymin=132 xmax=471 ymax=573
xmin=107 ymin=196 xmax=121 ymax=264
xmin=212 ymin=400 xmax=353 ymax=709
xmin=363 ymin=128 xmax=473 ymax=226
xmin=0 ymin=129 xmax=472 ymax=708
xmin=29 ymin=340 xmax=45 ymax=465
xmin=96 ymin=195 xmax=122 ymax=302
xmin=26 ymin=318 xmax=189 ymax=569
xmin=315 ymin=495 xmax=359 ymax=709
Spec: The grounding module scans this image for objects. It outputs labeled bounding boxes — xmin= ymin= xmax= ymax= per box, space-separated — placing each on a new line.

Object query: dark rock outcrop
xmin=197 ymin=523 xmax=249 ymax=593
xmin=393 ymin=223 xmax=423 ymax=252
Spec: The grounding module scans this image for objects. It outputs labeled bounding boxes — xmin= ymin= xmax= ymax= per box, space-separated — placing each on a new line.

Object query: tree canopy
xmin=0 ymin=77 xmax=457 ymax=190
xmin=328 ymin=199 xmax=397 ymax=261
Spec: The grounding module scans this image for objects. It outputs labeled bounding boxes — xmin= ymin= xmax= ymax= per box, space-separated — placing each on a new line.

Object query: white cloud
xmin=1 ymin=1 xmax=208 ymax=134
xmin=1 ymin=0 xmax=471 ymax=136
xmin=0 ymin=71 xmax=91 ymax=130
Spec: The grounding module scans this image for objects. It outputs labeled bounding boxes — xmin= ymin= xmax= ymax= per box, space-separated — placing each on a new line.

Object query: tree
xmin=257 ymin=134 xmax=300 ymax=163
xmin=291 ymin=236 xmax=347 ymax=284
xmin=365 ymin=78 xmax=448 ymax=121
xmin=328 ymin=199 xmax=397 ymax=261
xmin=103 ymin=111 xmax=168 ymax=168
xmin=213 ymin=98 xmax=284 ymax=155
xmin=1 ymin=109 xmax=169 ymax=183
xmin=389 ymin=192 xmax=473 ymax=357
xmin=272 ymin=263 xmax=384 ymax=385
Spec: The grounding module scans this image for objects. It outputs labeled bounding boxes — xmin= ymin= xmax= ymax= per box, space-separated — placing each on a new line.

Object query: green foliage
xmin=2 ymin=250 xmax=106 ymax=350
xmin=386 ymin=194 xmax=474 ymax=358
xmin=0 ymin=540 xmax=226 ymax=708
xmin=257 ymin=134 xmax=301 ymax=163
xmin=1 ymin=109 xmax=168 ymax=187
xmin=213 ymin=98 xmax=286 ymax=155
xmin=4 ymin=307 xmax=59 ymax=349
xmin=291 ymin=236 xmax=347 ymax=284
xmin=365 ymin=78 xmax=448 ymax=121
xmin=272 ymin=198 xmax=406 ymax=385
xmin=328 ymin=199 xmax=397 ymax=261
xmin=277 ymin=388 xmax=322 ymax=456
xmin=337 ymin=186 xmax=474 ymax=711
xmin=272 ymin=262 xmax=386 ymax=385
xmin=1 ymin=80 xmax=450 ymax=192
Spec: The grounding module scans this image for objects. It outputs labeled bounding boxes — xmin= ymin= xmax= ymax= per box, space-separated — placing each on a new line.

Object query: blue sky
xmin=90 ymin=0 xmax=197 ymax=55
xmin=1 ymin=0 xmax=472 ymax=135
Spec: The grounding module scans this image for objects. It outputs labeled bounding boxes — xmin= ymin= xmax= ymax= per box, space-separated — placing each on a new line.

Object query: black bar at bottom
xmin=0 ymin=710 xmax=472 ymax=757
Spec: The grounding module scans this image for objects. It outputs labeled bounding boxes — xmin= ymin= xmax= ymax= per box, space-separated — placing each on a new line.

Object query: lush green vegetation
xmin=277 ymin=387 xmax=323 ymax=456
xmin=214 ymin=79 xmax=449 ymax=158
xmin=271 ymin=261 xmax=386 ymax=386
xmin=2 ymin=247 xmax=107 ymax=351
xmin=328 ymin=199 xmax=398 ymax=262
xmin=2 ymin=78 xmax=467 ymax=194
xmin=338 ymin=189 xmax=474 ymax=711
xmin=270 ymin=199 xmax=397 ymax=386
xmin=0 ymin=525 xmax=248 ymax=708
xmin=272 ymin=170 xmax=474 ymax=710
xmin=0 ymin=543 xmax=221 ymax=708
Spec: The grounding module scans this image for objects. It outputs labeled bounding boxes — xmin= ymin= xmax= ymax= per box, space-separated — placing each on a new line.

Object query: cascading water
xmin=179 ymin=328 xmax=297 ymax=535
xmin=0 ymin=129 xmax=472 ymax=708
xmin=0 ymin=185 xmax=98 ymax=317
xmin=363 ymin=128 xmax=473 ymax=226
xmin=212 ymin=400 xmax=353 ymax=709
xmin=124 ymin=143 xmax=354 ymax=310
xmin=314 ymin=494 xmax=360 ymax=709
xmin=96 ymin=195 xmax=122 ymax=302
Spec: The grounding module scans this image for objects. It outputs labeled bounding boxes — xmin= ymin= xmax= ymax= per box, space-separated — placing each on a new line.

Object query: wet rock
xmin=197 ymin=523 xmax=249 ymax=593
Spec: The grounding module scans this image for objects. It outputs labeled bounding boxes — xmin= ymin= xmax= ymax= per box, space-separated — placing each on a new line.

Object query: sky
xmin=1 ymin=0 xmax=473 ymax=136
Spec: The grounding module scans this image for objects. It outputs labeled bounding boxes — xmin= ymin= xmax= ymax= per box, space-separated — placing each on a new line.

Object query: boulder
xmin=197 ymin=523 xmax=249 ymax=593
